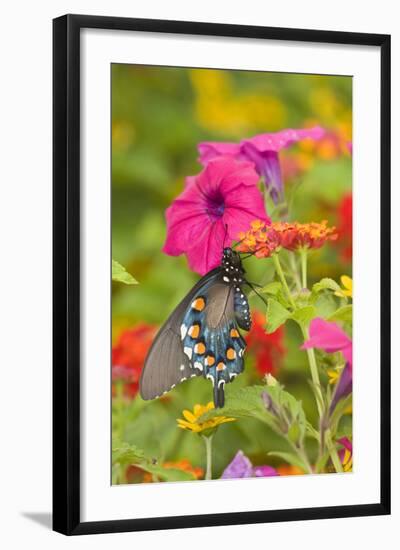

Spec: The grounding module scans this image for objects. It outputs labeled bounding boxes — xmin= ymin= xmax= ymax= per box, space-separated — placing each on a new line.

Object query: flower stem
xmin=300 ymin=249 xmax=308 ymax=289
xmin=202 ymin=434 xmax=213 ymax=480
xmin=300 ymin=326 xmax=324 ymax=419
xmin=271 ymin=250 xmax=340 ymax=474
xmin=272 ymin=254 xmax=297 ymax=310
xmin=325 ymin=429 xmax=344 ymax=473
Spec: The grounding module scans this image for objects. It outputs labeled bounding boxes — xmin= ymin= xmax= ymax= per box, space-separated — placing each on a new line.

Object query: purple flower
xmin=329 ymin=362 xmax=352 ymax=414
xmin=163 ymin=157 xmax=269 ymax=275
xmin=198 ymin=126 xmax=325 ymax=204
xmin=221 ymin=450 xmax=278 ymax=479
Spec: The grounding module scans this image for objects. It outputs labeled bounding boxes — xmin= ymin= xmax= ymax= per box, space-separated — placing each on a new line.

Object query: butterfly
xmin=139 ymin=247 xmax=253 ymax=408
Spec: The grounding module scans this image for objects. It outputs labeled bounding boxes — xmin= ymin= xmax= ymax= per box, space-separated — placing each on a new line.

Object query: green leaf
xmin=314 ymin=294 xmax=338 ymax=318
xmin=266 ymin=299 xmax=291 ymax=333
xmin=260 ymin=281 xmax=283 ymax=296
xmin=139 ymin=463 xmax=196 ymax=482
xmin=312 ymin=278 xmax=341 ymax=294
xmin=199 ymin=383 xmax=307 ymax=446
xmin=112 ymin=441 xmax=145 ymax=466
xmin=112 ymin=259 xmax=138 ymax=285
xmin=328 ymin=305 xmax=352 ymax=323
xmin=268 ymin=451 xmax=307 ymax=472
xmin=291 ymin=305 xmax=317 ymax=327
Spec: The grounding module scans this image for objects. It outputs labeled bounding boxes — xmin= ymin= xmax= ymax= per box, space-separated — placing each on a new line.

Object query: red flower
xmin=246 ymin=311 xmax=286 ymax=376
xmin=112 ymin=323 xmax=157 ymax=398
xmin=336 ymin=193 xmax=352 ymax=263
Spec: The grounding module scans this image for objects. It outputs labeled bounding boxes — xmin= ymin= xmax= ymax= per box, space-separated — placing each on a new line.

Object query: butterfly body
xmin=140 ymin=248 xmax=251 ymax=407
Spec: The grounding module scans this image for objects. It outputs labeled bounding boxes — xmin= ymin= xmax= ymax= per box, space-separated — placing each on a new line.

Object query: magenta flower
xmin=198 ymin=126 xmax=325 ymax=204
xmin=221 ymin=450 xmax=278 ymax=479
xmin=301 ymin=317 xmax=352 ymax=370
xmin=163 ymin=158 xmax=269 ymax=275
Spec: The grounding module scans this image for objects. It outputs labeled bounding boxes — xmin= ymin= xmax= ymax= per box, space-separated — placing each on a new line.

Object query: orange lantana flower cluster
xmin=237 ymin=220 xmax=338 ymax=258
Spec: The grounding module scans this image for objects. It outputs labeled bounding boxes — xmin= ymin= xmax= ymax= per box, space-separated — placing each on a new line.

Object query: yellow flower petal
xmin=193 ymin=404 xmax=204 ymax=418
xmin=182 ymin=409 xmax=197 ymax=423
xmin=341 ymin=275 xmax=352 ymax=291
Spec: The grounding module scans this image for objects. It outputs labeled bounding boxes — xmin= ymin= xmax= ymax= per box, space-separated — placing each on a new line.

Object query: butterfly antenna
xmin=245 ymin=281 xmax=268 ymax=307
xmin=223 ymin=223 xmax=228 ymax=249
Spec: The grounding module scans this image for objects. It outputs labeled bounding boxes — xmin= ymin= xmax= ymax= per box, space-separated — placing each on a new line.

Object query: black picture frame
xmin=53 ymin=14 xmax=391 ymax=536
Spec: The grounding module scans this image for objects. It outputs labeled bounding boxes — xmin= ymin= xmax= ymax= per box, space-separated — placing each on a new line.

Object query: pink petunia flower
xmin=198 ymin=126 xmax=325 ymax=204
xmin=163 ymin=157 xmax=269 ymax=275
xmin=301 ymin=317 xmax=352 ymax=370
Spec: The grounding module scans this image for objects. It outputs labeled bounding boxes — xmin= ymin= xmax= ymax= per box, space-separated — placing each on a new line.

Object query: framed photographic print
xmin=53 ymin=14 xmax=391 ymax=535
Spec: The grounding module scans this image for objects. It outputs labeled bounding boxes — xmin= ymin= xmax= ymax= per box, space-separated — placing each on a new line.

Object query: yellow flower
xmin=335 ymin=275 xmax=353 ymax=299
xmin=177 ymin=402 xmax=236 ymax=433
xmin=327 ymin=368 xmax=340 ymax=385
xmin=342 ymin=448 xmax=353 ymax=472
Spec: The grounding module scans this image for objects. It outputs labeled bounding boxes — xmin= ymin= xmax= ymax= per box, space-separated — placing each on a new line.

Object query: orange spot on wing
xmin=217 ymin=362 xmax=225 ymax=371
xmin=192 ymin=297 xmax=205 ymax=311
xmin=230 ymin=328 xmax=240 ymax=338
xmin=226 ymin=348 xmax=236 ymax=360
xmin=205 ymin=355 xmax=215 ymax=366
xmin=188 ymin=324 xmax=200 ymax=338
xmin=194 ymin=342 xmax=206 ymax=355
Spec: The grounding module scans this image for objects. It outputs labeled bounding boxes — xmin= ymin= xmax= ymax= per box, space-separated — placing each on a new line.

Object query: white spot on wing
xmin=180 ymin=364 xmax=185 ymax=371
xmin=184 ymin=346 xmax=193 ymax=360
xmin=218 ymin=379 xmax=225 ymax=388
xmin=206 ymin=374 xmax=215 ymax=386
xmin=180 ymin=324 xmax=187 ymax=340
xmin=223 ymin=276 xmax=229 ymax=283
xmin=194 ymin=361 xmax=203 ymax=372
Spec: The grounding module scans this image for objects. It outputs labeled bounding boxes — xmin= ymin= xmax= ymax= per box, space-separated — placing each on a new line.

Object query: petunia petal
xmin=301 ymin=318 xmax=352 ymax=355
xmin=185 ymin=219 xmax=227 ymax=275
xmin=253 ymin=465 xmax=279 ymax=477
xmin=198 ymin=142 xmax=241 ymax=165
xmin=239 ymin=144 xmax=283 ymax=203
xmin=221 ymin=450 xmax=253 ymax=479
xmin=242 ymin=126 xmax=326 ymax=153
xmin=329 ymin=362 xmax=352 ymax=414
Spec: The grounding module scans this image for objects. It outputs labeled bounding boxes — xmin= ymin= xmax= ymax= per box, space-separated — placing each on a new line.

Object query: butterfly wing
xmin=139 ymin=269 xmax=221 ymax=400
xmin=140 ymin=268 xmax=249 ymax=407
xmin=180 ymin=281 xmax=247 ymax=408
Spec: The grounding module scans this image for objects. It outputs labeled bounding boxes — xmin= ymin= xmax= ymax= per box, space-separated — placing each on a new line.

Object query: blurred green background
xmin=112 ymin=65 xmax=352 ymax=482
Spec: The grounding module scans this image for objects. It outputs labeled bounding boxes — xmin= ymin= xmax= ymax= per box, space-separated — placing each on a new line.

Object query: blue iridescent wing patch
xmin=180 ymin=279 xmax=249 ymax=407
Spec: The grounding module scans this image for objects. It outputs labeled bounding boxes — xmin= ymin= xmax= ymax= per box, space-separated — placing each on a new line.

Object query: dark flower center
xmin=205 ymin=191 xmax=225 ymax=220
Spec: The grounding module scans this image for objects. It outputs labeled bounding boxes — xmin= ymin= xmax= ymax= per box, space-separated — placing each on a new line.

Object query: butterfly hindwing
xmin=140 ymin=269 xmax=221 ymax=400
xmin=140 ymin=248 xmax=252 ymax=407
xmin=180 ymin=280 xmax=247 ymax=407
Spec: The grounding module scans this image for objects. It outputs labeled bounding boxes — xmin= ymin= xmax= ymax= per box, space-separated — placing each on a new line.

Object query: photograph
xmin=111 ymin=64 xmax=353 ymax=485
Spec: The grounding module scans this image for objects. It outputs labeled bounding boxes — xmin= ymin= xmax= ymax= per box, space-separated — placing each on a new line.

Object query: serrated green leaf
xmin=260 ymin=281 xmax=283 ymax=295
xmin=199 ymin=384 xmax=307 ymax=446
xmin=291 ymin=305 xmax=317 ymax=327
xmin=328 ymin=305 xmax=352 ymax=323
xmin=312 ymin=277 xmax=341 ymax=294
xmin=266 ymin=298 xmax=291 ymax=333
xmin=112 ymin=441 xmax=145 ymax=466
xmin=112 ymin=259 xmax=138 ymax=285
